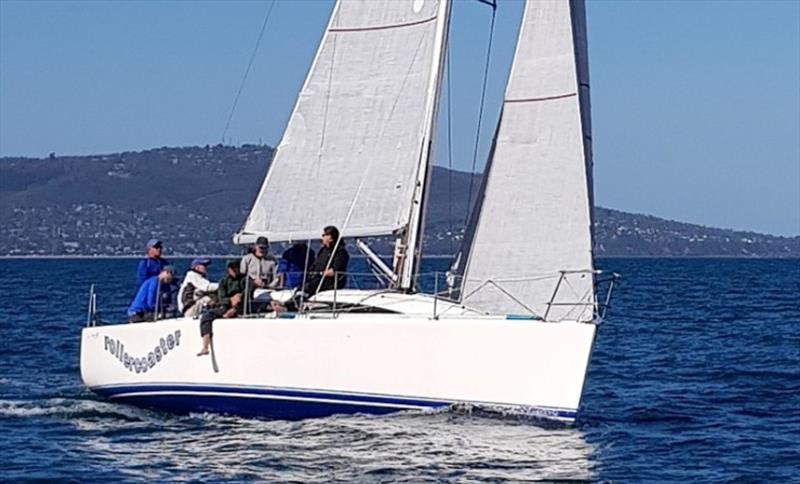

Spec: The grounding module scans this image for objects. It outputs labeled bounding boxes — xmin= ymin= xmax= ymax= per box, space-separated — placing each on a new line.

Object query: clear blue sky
xmin=1 ymin=0 xmax=798 ymax=236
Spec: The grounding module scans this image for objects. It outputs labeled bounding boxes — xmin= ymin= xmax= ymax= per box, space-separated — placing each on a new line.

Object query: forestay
xmin=236 ymin=0 xmax=445 ymax=244
xmin=457 ymin=0 xmax=595 ymax=321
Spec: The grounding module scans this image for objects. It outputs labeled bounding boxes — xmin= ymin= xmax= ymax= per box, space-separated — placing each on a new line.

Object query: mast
xmin=399 ymin=0 xmax=451 ymax=291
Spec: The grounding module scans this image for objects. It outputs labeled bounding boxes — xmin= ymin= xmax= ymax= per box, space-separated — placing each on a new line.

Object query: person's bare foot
xmin=197 ymin=348 xmax=209 ymax=356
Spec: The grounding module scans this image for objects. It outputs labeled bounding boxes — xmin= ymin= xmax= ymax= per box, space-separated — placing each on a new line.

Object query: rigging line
xmin=221 ymin=0 xmax=277 ymax=143
xmin=445 ymin=43 xmax=454 ymax=255
xmin=463 ymin=7 xmax=497 ymax=227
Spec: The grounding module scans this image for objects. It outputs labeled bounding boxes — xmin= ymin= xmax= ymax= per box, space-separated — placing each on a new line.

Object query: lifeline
xmin=104 ymin=330 xmax=182 ymax=374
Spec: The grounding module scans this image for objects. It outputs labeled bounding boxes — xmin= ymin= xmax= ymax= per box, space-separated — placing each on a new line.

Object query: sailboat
xmin=80 ymin=0 xmax=615 ymax=424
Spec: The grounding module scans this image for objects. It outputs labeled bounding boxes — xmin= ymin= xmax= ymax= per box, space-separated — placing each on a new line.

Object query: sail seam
xmin=329 ymin=15 xmax=437 ymax=33
xmin=505 ymin=92 xmax=577 ymax=104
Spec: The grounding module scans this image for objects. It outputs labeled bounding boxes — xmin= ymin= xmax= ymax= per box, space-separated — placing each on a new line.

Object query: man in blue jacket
xmin=278 ymin=242 xmax=315 ymax=288
xmin=136 ymin=239 xmax=170 ymax=289
xmin=128 ymin=266 xmax=175 ymax=323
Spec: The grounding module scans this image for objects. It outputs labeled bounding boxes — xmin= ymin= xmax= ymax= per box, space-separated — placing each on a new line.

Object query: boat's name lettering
xmin=103 ymin=330 xmax=181 ymax=373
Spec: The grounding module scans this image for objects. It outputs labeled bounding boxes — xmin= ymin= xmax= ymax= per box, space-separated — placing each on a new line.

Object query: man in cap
xmin=127 ymin=266 xmax=175 ymax=323
xmin=240 ymin=236 xmax=278 ymax=290
xmin=178 ymin=257 xmax=219 ymax=318
xmin=136 ymin=238 xmax=170 ymax=290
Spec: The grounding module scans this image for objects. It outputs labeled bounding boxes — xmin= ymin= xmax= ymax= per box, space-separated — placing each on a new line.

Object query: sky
xmin=0 ymin=0 xmax=798 ymax=236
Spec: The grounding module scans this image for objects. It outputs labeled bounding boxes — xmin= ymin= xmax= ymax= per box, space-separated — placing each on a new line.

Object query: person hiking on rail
xmin=197 ymin=260 xmax=247 ymax=356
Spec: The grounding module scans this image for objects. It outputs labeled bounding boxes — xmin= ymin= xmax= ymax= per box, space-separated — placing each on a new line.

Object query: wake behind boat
xmin=80 ymin=0 xmax=617 ymax=425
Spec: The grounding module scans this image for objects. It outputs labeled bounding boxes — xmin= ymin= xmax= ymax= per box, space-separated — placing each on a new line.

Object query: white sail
xmin=458 ymin=0 xmax=595 ymax=321
xmin=236 ymin=0 xmax=447 ymax=244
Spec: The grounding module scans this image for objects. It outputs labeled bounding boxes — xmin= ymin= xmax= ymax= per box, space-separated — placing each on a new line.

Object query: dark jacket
xmin=308 ymin=242 xmax=349 ymax=293
xmin=217 ymin=274 xmax=247 ymax=309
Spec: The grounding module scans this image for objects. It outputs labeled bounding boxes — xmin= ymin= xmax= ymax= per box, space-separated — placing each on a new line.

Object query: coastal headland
xmin=2 ymin=145 xmax=797 ymax=258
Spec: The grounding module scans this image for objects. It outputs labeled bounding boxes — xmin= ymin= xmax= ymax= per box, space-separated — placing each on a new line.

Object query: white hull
xmin=80 ymin=311 xmax=597 ymax=423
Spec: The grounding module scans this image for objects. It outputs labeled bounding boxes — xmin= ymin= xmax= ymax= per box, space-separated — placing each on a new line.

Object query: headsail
xmin=236 ymin=0 xmax=448 ymax=245
xmin=456 ymin=0 xmax=595 ymax=321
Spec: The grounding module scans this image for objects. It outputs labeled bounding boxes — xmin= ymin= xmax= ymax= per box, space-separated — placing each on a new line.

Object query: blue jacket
xmin=279 ymin=245 xmax=315 ymax=288
xmin=128 ymin=276 xmax=167 ymax=316
xmin=136 ymin=257 xmax=169 ymax=288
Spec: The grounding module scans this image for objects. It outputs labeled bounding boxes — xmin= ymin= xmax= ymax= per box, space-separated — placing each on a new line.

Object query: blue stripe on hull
xmin=115 ymin=393 xmax=418 ymax=420
xmin=90 ymin=384 xmax=577 ymax=422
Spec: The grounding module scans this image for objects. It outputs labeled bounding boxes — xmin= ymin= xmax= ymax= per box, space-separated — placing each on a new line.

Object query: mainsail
xmin=236 ymin=0 xmax=448 ymax=245
xmin=457 ymin=0 xmax=595 ymax=321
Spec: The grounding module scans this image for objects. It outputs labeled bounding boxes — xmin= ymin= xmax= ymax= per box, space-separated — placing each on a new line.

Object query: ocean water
xmin=1 ymin=257 xmax=798 ymax=481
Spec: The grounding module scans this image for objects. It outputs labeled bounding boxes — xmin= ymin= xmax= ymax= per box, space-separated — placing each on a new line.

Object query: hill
xmin=1 ymin=145 xmax=797 ymax=257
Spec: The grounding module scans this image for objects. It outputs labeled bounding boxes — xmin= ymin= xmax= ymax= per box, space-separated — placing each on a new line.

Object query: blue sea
xmin=1 ymin=257 xmax=798 ymax=481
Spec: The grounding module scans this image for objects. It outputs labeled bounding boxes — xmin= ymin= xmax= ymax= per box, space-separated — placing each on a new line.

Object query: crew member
xmin=197 ymin=260 xmax=246 ymax=356
xmin=178 ymin=258 xmax=218 ymax=318
xmin=127 ymin=266 xmax=175 ymax=323
xmin=240 ymin=236 xmax=278 ymax=289
xmin=303 ymin=225 xmax=349 ymax=296
xmin=136 ymin=239 xmax=170 ymax=289
xmin=278 ymin=242 xmax=315 ymax=289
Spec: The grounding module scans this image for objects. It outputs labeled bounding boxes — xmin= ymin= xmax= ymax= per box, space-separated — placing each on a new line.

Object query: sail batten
xmin=456 ymin=0 xmax=595 ymax=321
xmin=504 ymin=92 xmax=576 ymax=103
xmin=329 ymin=14 xmax=438 ymax=32
xmin=236 ymin=0 xmax=446 ymax=245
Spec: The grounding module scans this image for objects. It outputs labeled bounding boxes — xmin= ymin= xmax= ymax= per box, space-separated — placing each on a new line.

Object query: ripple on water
xmin=1 ymin=258 xmax=799 ymax=480
xmin=2 ymin=396 xmax=599 ymax=481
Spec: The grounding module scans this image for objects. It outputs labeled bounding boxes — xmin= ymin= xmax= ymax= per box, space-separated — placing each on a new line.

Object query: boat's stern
xmin=80 ymin=319 xmax=198 ymax=393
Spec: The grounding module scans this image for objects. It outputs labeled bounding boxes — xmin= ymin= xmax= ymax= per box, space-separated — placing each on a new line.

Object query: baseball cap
xmin=146 ymin=239 xmax=162 ymax=249
xmin=191 ymin=257 xmax=211 ymax=268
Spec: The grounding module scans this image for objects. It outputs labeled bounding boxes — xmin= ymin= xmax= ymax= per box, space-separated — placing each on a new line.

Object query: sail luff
xmin=399 ymin=0 xmax=451 ymax=290
xmin=449 ymin=108 xmax=503 ymax=301
xmin=570 ymin=0 xmax=595 ymax=258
